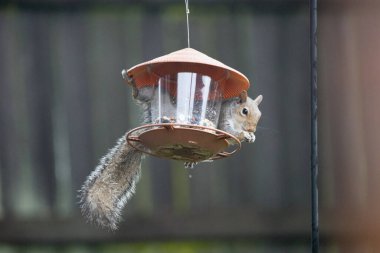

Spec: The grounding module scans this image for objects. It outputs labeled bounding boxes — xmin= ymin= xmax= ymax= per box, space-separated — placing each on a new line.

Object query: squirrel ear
xmin=254 ymin=95 xmax=263 ymax=105
xmin=239 ymin=90 xmax=248 ymax=103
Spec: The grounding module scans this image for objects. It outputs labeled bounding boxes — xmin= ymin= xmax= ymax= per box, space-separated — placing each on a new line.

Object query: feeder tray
xmin=124 ymin=48 xmax=251 ymax=162
xmin=126 ymin=124 xmax=241 ymax=162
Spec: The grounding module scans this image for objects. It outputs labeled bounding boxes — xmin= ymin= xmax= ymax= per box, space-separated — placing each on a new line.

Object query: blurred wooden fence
xmin=0 ymin=0 xmax=380 ymax=252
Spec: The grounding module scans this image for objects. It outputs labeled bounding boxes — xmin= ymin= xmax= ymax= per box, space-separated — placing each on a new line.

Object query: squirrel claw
xmin=243 ymin=131 xmax=256 ymax=143
xmin=184 ymin=161 xmax=197 ymax=169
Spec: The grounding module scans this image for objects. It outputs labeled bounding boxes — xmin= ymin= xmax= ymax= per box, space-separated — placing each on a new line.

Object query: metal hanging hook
xmin=184 ymin=0 xmax=190 ymax=48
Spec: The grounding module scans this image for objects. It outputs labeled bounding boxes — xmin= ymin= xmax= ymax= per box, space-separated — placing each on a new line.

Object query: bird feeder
xmin=123 ymin=48 xmax=250 ymax=162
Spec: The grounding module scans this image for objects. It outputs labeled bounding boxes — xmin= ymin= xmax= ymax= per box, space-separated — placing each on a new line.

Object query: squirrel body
xmin=79 ymin=88 xmax=262 ymax=230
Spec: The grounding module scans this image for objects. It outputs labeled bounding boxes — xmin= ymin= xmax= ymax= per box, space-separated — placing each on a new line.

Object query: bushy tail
xmin=79 ymin=135 xmax=143 ymax=230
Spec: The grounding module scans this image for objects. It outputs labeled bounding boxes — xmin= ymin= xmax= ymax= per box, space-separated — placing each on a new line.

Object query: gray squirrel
xmin=79 ymin=87 xmax=263 ymax=230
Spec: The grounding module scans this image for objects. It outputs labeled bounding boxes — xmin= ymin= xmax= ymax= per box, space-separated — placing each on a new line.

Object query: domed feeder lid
xmin=126 ymin=47 xmax=250 ymax=99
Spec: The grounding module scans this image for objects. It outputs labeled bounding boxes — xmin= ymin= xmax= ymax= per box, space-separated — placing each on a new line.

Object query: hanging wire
xmin=184 ymin=0 xmax=190 ymax=48
xmin=310 ymin=0 xmax=319 ymax=252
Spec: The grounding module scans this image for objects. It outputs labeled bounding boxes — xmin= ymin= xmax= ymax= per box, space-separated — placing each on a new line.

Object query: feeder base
xmin=126 ymin=124 xmax=241 ymax=162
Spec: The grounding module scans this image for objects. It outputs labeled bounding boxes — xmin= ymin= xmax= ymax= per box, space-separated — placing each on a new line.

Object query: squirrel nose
xmin=246 ymin=126 xmax=256 ymax=132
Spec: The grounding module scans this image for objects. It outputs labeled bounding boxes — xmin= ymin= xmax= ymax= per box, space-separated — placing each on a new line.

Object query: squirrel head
xmin=232 ymin=91 xmax=263 ymax=133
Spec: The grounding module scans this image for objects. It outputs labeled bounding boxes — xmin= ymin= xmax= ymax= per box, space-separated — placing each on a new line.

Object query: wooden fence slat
xmin=0 ymin=209 xmax=310 ymax=243
xmin=23 ymin=12 xmax=57 ymax=214
xmin=338 ymin=10 xmax=369 ymax=209
xmin=1 ymin=12 xmax=55 ymax=218
xmin=318 ymin=11 xmax=338 ymax=210
xmin=140 ymin=12 xmax=174 ymax=213
xmin=237 ymin=14 xmax=285 ymax=210
xmin=276 ymin=10 xmax=310 ymax=208
xmin=354 ymin=9 xmax=380 ymax=211
xmin=52 ymin=13 xmax=94 ymax=207
xmin=0 ymin=15 xmax=21 ymax=217
xmin=1 ymin=209 xmax=380 ymax=244
xmin=319 ymin=11 xmax=367 ymax=211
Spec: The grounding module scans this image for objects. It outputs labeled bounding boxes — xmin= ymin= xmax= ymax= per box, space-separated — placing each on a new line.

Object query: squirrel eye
xmin=242 ymin=107 xmax=249 ymax=116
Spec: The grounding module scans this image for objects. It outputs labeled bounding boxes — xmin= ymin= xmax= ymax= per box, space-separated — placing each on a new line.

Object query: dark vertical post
xmin=310 ymin=0 xmax=319 ymax=252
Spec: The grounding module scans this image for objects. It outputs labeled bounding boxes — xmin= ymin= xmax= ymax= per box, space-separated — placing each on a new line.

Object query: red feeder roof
xmin=126 ymin=47 xmax=250 ymax=99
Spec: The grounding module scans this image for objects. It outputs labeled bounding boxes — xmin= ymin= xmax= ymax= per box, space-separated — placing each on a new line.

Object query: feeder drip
xmin=184 ymin=0 xmax=190 ymax=48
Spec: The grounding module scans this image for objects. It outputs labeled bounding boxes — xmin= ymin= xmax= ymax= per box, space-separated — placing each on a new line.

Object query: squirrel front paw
xmin=243 ymin=131 xmax=256 ymax=143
